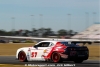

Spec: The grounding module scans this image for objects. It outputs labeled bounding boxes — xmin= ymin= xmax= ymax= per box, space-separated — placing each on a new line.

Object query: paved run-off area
xmin=0 ymin=56 xmax=99 ymax=67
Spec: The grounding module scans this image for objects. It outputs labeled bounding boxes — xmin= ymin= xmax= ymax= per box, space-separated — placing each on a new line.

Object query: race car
xmin=16 ymin=40 xmax=89 ymax=63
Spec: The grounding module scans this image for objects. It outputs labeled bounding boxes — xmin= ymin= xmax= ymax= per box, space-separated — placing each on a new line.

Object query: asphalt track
xmin=0 ymin=56 xmax=99 ymax=67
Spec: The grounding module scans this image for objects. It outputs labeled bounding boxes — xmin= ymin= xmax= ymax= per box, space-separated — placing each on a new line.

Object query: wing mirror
xmin=34 ymin=45 xmax=38 ymax=48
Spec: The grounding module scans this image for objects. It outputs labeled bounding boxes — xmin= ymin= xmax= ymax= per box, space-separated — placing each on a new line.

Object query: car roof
xmin=40 ymin=40 xmax=69 ymax=44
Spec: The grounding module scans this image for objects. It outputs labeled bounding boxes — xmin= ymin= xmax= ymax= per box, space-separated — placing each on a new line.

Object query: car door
xmin=30 ymin=42 xmax=51 ymax=61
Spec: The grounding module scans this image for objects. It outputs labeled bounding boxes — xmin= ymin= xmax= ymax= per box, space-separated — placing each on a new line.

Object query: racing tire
xmin=74 ymin=60 xmax=83 ymax=63
xmin=18 ymin=51 xmax=28 ymax=62
xmin=51 ymin=52 xmax=62 ymax=63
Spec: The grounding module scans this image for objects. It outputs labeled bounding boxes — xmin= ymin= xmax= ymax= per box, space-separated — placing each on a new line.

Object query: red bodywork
xmin=43 ymin=42 xmax=67 ymax=60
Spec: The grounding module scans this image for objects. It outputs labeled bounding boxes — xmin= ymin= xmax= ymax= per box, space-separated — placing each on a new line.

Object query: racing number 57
xmin=31 ymin=52 xmax=37 ymax=57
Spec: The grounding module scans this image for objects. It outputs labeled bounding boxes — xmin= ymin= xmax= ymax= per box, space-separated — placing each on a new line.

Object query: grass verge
xmin=0 ymin=43 xmax=99 ymax=60
xmin=0 ymin=43 xmax=34 ymax=55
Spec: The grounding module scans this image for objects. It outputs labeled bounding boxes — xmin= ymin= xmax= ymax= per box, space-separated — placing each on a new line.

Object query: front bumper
xmin=15 ymin=58 xmax=18 ymax=60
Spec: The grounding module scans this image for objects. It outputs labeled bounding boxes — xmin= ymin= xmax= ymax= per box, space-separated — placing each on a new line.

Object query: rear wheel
xmin=18 ymin=51 xmax=28 ymax=62
xmin=74 ymin=60 xmax=83 ymax=63
xmin=51 ymin=52 xmax=62 ymax=63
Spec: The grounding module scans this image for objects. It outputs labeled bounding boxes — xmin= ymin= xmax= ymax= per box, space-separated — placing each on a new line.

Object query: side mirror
xmin=34 ymin=45 xmax=37 ymax=48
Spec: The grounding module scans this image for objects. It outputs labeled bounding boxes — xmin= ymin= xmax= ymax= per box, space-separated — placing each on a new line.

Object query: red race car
xmin=16 ymin=40 xmax=89 ymax=63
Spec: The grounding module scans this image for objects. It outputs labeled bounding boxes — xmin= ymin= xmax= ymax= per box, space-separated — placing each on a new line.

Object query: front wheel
xmin=18 ymin=51 xmax=28 ymax=62
xmin=51 ymin=52 xmax=62 ymax=63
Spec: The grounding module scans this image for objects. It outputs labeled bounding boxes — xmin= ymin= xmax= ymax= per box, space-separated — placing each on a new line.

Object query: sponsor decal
xmin=27 ymin=52 xmax=30 ymax=60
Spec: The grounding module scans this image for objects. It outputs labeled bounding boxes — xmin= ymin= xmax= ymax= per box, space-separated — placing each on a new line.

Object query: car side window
xmin=36 ymin=42 xmax=50 ymax=47
xmin=49 ymin=42 xmax=54 ymax=47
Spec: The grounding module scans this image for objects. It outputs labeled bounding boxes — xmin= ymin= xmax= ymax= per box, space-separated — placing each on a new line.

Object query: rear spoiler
xmin=70 ymin=39 xmax=100 ymax=45
xmin=71 ymin=41 xmax=92 ymax=45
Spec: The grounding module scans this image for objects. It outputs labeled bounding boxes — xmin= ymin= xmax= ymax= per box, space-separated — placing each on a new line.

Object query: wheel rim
xmin=52 ymin=53 xmax=60 ymax=62
xmin=19 ymin=52 xmax=26 ymax=61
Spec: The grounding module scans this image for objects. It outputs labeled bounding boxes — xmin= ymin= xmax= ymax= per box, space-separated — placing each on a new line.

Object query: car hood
xmin=18 ymin=47 xmax=33 ymax=51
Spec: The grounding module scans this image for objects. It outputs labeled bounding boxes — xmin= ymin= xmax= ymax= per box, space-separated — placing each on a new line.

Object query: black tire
xmin=74 ymin=60 xmax=83 ymax=63
xmin=18 ymin=51 xmax=28 ymax=62
xmin=51 ymin=52 xmax=62 ymax=63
